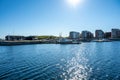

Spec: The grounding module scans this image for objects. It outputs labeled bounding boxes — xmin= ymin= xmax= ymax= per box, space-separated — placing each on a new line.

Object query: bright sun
xmin=66 ymin=0 xmax=83 ymax=8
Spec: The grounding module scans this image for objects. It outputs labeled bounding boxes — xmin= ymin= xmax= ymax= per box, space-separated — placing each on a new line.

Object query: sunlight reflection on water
xmin=58 ymin=44 xmax=93 ymax=80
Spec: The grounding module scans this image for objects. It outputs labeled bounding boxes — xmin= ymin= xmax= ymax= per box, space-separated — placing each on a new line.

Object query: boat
xmin=92 ymin=39 xmax=111 ymax=42
xmin=57 ymin=38 xmax=81 ymax=44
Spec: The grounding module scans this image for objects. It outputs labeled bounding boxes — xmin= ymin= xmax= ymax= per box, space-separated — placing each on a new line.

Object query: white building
xmin=69 ymin=31 xmax=80 ymax=39
xmin=111 ymin=29 xmax=120 ymax=38
xmin=95 ymin=30 xmax=104 ymax=39
xmin=81 ymin=31 xmax=93 ymax=39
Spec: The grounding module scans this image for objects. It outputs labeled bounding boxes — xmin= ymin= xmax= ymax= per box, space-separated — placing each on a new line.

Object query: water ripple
xmin=0 ymin=42 xmax=120 ymax=80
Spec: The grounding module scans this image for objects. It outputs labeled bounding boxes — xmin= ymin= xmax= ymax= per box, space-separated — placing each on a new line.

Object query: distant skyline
xmin=0 ymin=0 xmax=120 ymax=38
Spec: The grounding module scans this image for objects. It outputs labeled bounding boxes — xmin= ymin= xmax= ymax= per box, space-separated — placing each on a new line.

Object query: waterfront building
xmin=105 ymin=32 xmax=111 ymax=39
xmin=81 ymin=31 xmax=94 ymax=40
xmin=95 ymin=30 xmax=104 ymax=39
xmin=5 ymin=35 xmax=25 ymax=41
xmin=69 ymin=31 xmax=80 ymax=39
xmin=111 ymin=29 xmax=120 ymax=38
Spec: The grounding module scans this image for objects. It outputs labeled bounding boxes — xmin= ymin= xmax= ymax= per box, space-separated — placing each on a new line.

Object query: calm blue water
xmin=0 ymin=42 xmax=120 ymax=80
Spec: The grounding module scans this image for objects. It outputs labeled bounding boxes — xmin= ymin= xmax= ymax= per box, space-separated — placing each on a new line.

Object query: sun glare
xmin=66 ymin=0 xmax=84 ymax=8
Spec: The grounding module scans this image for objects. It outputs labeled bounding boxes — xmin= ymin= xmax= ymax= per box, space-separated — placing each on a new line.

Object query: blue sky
xmin=0 ymin=0 xmax=120 ymax=38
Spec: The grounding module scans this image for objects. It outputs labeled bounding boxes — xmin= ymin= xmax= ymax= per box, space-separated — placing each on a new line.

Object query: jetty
xmin=0 ymin=40 xmax=43 ymax=46
xmin=0 ymin=40 xmax=81 ymax=46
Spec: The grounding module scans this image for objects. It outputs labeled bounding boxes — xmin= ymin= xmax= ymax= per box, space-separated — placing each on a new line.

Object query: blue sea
xmin=0 ymin=42 xmax=120 ymax=80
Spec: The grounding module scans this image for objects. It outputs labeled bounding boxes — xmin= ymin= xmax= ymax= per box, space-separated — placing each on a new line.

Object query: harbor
xmin=0 ymin=0 xmax=120 ymax=79
xmin=1 ymin=28 xmax=120 ymax=46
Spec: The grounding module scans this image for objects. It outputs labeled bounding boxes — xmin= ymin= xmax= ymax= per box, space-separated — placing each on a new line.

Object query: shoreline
xmin=0 ymin=39 xmax=120 ymax=46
